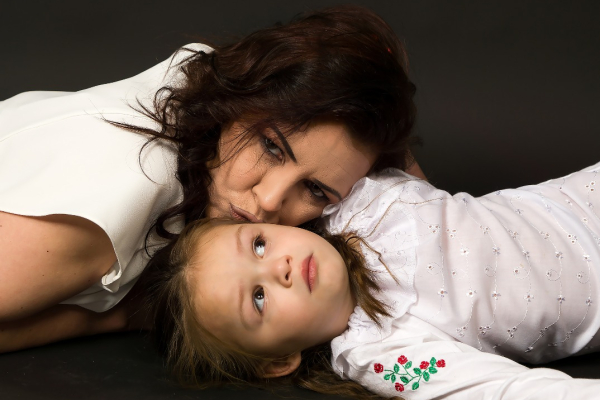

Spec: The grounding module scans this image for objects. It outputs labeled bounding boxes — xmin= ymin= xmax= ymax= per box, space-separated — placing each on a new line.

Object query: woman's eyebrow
xmin=313 ymin=179 xmax=342 ymax=202
xmin=271 ymin=126 xmax=297 ymax=163
xmin=270 ymin=125 xmax=343 ymax=201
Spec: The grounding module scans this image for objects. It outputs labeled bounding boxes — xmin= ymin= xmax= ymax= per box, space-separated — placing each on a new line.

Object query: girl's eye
xmin=306 ymin=181 xmax=326 ymax=199
xmin=263 ymin=137 xmax=283 ymax=159
xmin=253 ymin=235 xmax=266 ymax=257
xmin=253 ymin=287 xmax=265 ymax=313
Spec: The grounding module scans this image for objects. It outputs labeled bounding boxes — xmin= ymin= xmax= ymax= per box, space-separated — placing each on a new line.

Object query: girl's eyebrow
xmin=236 ymin=225 xmax=245 ymax=254
xmin=238 ymin=284 xmax=252 ymax=330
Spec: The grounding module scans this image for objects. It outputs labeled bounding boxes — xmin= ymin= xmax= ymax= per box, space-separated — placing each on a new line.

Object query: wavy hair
xmin=111 ymin=5 xmax=417 ymax=240
xmin=138 ymin=218 xmax=392 ymax=399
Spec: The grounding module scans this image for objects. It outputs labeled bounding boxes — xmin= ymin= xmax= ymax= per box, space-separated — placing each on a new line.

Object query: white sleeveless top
xmin=0 ymin=43 xmax=212 ymax=312
xmin=324 ymin=163 xmax=600 ymax=399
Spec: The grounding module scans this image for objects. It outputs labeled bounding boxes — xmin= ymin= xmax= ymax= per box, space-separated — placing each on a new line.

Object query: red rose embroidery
xmin=376 ymin=355 xmax=446 ymax=392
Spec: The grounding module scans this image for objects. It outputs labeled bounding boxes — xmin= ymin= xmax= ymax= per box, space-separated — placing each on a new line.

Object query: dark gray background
xmin=1 ymin=2 xmax=600 ymax=398
xmin=1 ymin=0 xmax=599 ymax=195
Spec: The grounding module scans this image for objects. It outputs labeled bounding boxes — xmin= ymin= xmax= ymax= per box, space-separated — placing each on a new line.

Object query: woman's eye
xmin=264 ymin=137 xmax=283 ymax=159
xmin=306 ymin=181 xmax=326 ymax=199
xmin=253 ymin=287 xmax=265 ymax=313
xmin=253 ymin=235 xmax=266 ymax=257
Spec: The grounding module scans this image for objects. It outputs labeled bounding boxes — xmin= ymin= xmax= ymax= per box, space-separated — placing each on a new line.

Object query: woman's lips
xmin=230 ymin=204 xmax=262 ymax=223
xmin=302 ymin=255 xmax=317 ymax=293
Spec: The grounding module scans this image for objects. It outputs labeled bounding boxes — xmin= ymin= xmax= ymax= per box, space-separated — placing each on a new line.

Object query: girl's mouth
xmin=302 ymin=255 xmax=318 ymax=293
xmin=230 ymin=204 xmax=262 ymax=223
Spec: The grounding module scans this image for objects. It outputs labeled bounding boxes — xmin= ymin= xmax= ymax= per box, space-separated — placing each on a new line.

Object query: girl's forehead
xmin=192 ymin=223 xmax=239 ymax=258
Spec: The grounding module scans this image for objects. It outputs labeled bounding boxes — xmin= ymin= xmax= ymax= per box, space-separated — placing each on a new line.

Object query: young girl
xmin=145 ymin=161 xmax=600 ymax=399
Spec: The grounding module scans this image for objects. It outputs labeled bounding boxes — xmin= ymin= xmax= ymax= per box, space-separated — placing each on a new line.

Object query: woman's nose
xmin=252 ymin=172 xmax=292 ymax=215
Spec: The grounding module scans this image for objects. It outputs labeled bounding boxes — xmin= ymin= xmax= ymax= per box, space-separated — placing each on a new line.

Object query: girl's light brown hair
xmin=139 ymin=218 xmax=394 ymax=399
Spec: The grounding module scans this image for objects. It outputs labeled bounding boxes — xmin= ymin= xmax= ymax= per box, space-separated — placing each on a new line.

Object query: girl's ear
xmin=260 ymin=352 xmax=302 ymax=378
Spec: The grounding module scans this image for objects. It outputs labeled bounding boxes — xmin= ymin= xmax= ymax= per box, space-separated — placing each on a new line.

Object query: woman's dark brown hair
xmin=113 ymin=4 xmax=417 ymax=241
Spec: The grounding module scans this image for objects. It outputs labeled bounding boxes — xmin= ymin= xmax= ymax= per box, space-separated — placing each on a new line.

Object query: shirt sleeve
xmin=336 ymin=325 xmax=600 ymax=399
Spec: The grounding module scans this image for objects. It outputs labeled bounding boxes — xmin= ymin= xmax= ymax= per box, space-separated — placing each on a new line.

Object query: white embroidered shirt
xmin=324 ymin=163 xmax=600 ymax=399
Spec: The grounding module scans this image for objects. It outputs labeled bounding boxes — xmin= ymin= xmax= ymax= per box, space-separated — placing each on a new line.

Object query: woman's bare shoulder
xmin=0 ymin=212 xmax=116 ymax=322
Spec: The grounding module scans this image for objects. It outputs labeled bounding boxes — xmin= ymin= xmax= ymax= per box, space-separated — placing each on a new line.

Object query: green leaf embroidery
xmin=374 ymin=356 xmax=446 ymax=392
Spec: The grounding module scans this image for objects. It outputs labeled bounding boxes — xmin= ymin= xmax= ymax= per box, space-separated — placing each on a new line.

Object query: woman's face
xmin=206 ymin=120 xmax=374 ymax=226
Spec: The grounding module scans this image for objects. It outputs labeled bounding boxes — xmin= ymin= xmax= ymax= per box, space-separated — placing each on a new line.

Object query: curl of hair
xmin=111 ymin=4 xmax=418 ymax=241
xmin=139 ymin=218 xmax=394 ymax=399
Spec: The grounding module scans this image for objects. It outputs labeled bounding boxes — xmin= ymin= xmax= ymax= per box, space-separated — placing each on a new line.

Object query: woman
xmin=0 ymin=5 xmax=422 ymax=352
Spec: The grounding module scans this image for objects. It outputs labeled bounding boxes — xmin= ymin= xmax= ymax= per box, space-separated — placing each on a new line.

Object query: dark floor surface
xmin=0 ymin=332 xmax=344 ymax=400
xmin=1 ymin=332 xmax=600 ymax=400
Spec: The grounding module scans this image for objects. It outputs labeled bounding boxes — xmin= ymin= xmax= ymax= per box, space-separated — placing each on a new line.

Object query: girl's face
xmin=188 ymin=222 xmax=356 ymax=358
xmin=206 ymin=120 xmax=374 ymax=226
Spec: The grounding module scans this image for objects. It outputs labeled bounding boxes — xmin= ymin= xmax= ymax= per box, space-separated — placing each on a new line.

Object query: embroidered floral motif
xmin=479 ymin=325 xmax=491 ymax=335
xmin=586 ymin=181 xmax=596 ymax=192
xmin=374 ymin=355 xmax=446 ymax=392
xmin=428 ymin=224 xmax=440 ymax=234
xmin=524 ymin=293 xmax=534 ymax=302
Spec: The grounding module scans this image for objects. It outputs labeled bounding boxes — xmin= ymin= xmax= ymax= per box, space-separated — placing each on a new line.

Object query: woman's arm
xmin=0 ymin=304 xmax=126 ymax=353
xmin=0 ymin=212 xmax=116 ymax=322
xmin=0 ymin=278 xmax=151 ymax=354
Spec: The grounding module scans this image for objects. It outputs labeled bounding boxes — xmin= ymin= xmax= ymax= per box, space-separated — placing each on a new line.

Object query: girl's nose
xmin=269 ymin=255 xmax=292 ymax=288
